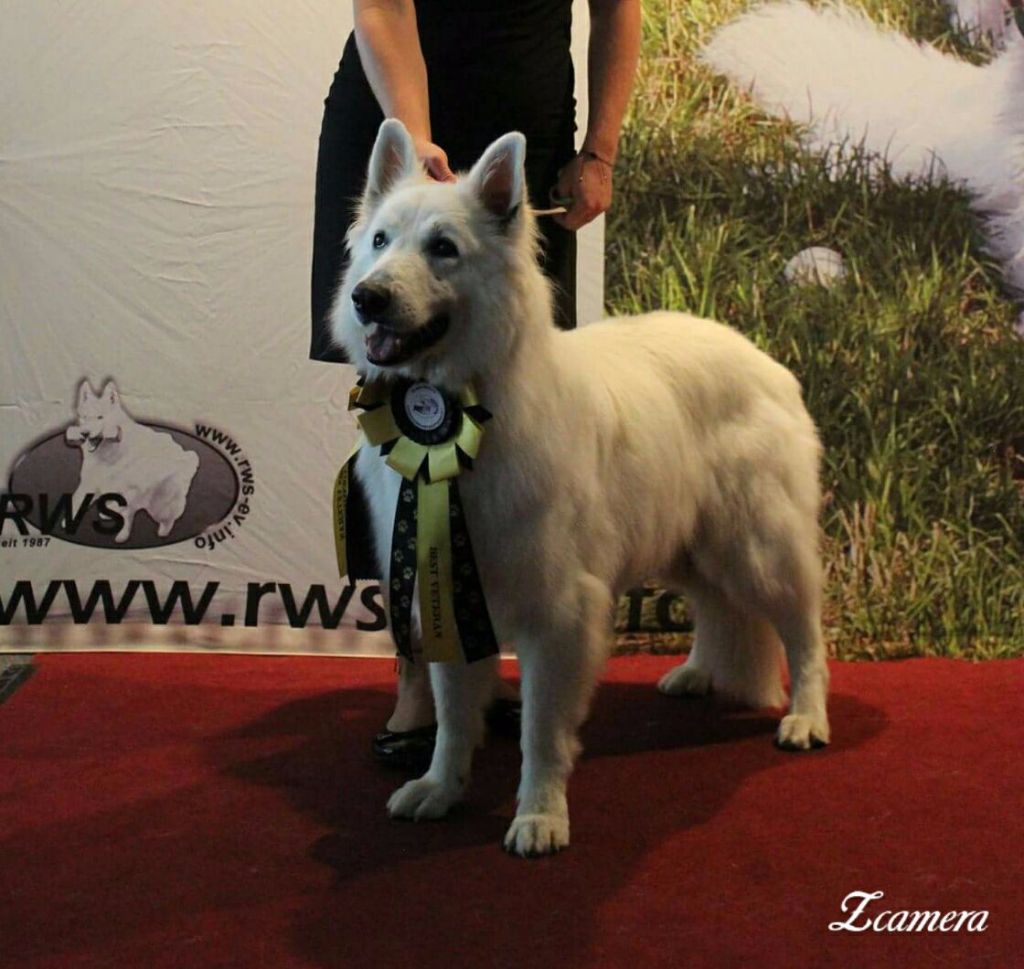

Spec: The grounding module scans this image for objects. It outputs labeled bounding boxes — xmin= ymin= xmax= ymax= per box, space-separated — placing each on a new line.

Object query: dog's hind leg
xmin=386 ymin=653 xmax=498 ymax=821
xmin=656 ymin=631 xmax=711 ymax=697
xmin=115 ymin=506 xmax=137 ymax=544
xmin=747 ymin=529 xmax=830 ymax=749
xmin=656 ymin=580 xmax=712 ymax=698
xmin=155 ymin=489 xmax=188 ymax=537
xmin=150 ymin=474 xmax=191 ymax=537
xmin=658 ymin=578 xmax=785 ymax=709
xmin=505 ymin=574 xmax=612 ymax=857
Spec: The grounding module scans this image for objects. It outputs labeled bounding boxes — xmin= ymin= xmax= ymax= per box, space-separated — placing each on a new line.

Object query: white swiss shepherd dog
xmin=331 ymin=120 xmax=830 ymax=857
xmin=66 ymin=380 xmax=199 ymax=543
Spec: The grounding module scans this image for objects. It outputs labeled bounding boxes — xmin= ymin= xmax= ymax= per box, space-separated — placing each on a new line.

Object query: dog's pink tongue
xmin=366 ymin=327 xmax=404 ymax=365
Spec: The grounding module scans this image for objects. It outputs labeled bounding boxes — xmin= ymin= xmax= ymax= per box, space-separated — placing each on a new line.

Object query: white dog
xmin=65 ymin=380 xmax=199 ymax=542
xmin=703 ymin=1 xmax=1024 ymax=300
xmin=331 ymin=120 xmax=829 ymax=856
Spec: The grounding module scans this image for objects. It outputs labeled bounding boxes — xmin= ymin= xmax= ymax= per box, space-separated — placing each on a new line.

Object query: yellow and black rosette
xmin=333 ymin=378 xmax=498 ymax=664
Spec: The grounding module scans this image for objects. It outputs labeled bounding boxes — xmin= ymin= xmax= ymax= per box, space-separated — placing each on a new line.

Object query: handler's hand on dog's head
xmin=553 ymin=152 xmax=613 ymax=230
xmin=413 ymin=137 xmax=456 ymax=183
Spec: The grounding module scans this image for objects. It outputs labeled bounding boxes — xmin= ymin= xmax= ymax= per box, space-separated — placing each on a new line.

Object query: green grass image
xmin=607 ymin=0 xmax=1024 ymax=658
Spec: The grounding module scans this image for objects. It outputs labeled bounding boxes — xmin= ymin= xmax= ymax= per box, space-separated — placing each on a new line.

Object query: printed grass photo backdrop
xmin=608 ymin=0 xmax=1024 ymax=658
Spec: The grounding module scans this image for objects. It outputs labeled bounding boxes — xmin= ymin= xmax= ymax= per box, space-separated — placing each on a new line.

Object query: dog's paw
xmin=657 ymin=663 xmax=711 ymax=698
xmin=775 ymin=712 xmax=830 ymax=751
xmin=503 ymin=813 xmax=570 ymax=858
xmin=387 ymin=776 xmax=462 ymax=821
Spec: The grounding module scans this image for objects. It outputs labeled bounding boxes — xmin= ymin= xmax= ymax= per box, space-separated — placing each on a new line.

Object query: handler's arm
xmin=584 ymin=0 xmax=641 ymax=165
xmin=555 ymin=0 xmax=641 ymax=230
xmin=353 ymin=0 xmax=454 ymax=180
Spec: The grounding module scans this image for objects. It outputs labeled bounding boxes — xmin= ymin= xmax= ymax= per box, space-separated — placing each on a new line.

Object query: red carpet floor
xmin=0 ymin=653 xmax=1021 ymax=969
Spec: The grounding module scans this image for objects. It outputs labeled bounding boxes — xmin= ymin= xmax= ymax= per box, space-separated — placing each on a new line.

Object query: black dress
xmin=310 ymin=0 xmax=577 ymax=364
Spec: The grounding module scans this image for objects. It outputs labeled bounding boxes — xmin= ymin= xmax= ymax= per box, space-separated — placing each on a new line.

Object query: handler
xmin=310 ymin=0 xmax=640 ymax=767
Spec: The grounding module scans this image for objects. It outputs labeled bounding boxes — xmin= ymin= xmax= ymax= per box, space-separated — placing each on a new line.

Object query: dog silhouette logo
xmin=64 ymin=380 xmax=200 ymax=542
xmin=4 ymin=378 xmax=245 ymax=550
xmin=403 ymin=382 xmax=446 ymax=432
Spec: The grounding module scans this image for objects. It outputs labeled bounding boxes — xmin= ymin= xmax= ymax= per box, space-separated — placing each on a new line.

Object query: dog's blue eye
xmin=373 ymin=231 xmax=388 ymax=250
xmin=427 ymin=237 xmax=459 ymax=259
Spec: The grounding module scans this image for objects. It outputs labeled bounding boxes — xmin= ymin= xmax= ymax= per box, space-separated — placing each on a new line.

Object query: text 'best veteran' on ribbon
xmin=334 ymin=378 xmax=499 ymax=664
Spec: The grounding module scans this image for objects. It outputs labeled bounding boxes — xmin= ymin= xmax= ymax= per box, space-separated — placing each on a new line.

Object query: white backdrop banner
xmin=0 ymin=2 xmax=603 ymax=654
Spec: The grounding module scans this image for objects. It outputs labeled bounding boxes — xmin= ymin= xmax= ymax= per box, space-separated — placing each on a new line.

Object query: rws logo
xmin=3 ymin=379 xmax=253 ymax=551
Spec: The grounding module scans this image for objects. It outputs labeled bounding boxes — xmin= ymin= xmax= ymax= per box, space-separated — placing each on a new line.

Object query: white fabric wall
xmin=0 ymin=2 xmax=603 ymax=653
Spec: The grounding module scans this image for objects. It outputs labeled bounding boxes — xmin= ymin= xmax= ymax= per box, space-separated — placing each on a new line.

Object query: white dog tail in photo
xmin=702 ymin=1 xmax=994 ymax=183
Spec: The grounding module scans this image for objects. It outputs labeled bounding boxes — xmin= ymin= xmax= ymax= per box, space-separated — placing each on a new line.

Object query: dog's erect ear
xmin=77 ymin=379 xmax=96 ymax=407
xmin=467 ymin=132 xmax=527 ymax=222
xmin=466 ymin=132 xmax=526 ymax=224
xmin=363 ymin=119 xmax=419 ymax=209
xmin=99 ymin=380 xmax=120 ymax=408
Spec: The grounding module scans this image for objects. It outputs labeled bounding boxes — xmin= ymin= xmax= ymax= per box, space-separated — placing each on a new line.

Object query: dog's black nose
xmin=351 ymin=282 xmax=391 ymax=320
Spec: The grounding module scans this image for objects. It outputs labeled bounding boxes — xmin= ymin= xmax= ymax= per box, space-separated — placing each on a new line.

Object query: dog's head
xmin=65 ymin=380 xmax=124 ymax=451
xmin=331 ymin=119 xmax=547 ymax=387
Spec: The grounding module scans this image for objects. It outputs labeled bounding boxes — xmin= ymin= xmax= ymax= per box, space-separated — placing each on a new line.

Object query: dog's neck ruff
xmin=334 ymin=377 xmax=498 ymax=664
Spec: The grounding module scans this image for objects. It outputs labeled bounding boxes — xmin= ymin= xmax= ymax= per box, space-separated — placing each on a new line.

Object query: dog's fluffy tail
xmin=702 ymin=1 xmax=989 ymax=181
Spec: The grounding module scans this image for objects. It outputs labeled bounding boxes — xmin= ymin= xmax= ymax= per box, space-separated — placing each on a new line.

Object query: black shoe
xmin=371 ymin=723 xmax=437 ymax=772
xmin=372 ymin=698 xmax=523 ymax=770
xmin=485 ymin=696 xmax=522 ymax=739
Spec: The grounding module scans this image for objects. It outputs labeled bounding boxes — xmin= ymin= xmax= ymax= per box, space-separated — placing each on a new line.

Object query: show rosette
xmin=334 ymin=379 xmax=498 ymax=664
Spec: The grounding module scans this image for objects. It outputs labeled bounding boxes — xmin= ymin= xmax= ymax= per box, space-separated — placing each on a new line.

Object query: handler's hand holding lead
xmin=553 ymin=148 xmax=614 ymax=230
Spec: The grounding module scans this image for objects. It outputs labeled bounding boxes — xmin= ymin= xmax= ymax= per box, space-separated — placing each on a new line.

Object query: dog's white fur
xmin=331 ymin=120 xmax=830 ymax=856
xmin=703 ymin=0 xmax=1024 ymax=296
xmin=66 ymin=380 xmax=199 ymax=542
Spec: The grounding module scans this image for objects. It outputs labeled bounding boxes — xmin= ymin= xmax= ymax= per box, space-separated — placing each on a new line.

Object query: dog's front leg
xmin=115 ymin=506 xmax=136 ymax=544
xmin=70 ymin=486 xmax=89 ymax=521
xmin=386 ymin=654 xmax=497 ymax=821
xmin=505 ymin=576 xmax=611 ymax=857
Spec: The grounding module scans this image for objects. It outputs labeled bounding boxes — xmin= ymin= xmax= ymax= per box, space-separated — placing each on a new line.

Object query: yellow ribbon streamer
xmin=332 ymin=437 xmax=360 ymax=580
xmin=386 ymin=435 xmax=427 ymax=480
xmin=428 ymin=439 xmax=460 ymax=482
xmin=415 ymin=476 xmax=461 ymax=663
xmin=358 ymin=405 xmax=400 ymax=447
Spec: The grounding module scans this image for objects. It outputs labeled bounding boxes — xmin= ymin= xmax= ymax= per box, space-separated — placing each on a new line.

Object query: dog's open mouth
xmin=85 ymin=435 xmax=101 ymax=452
xmin=365 ymin=313 xmax=450 ymax=367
